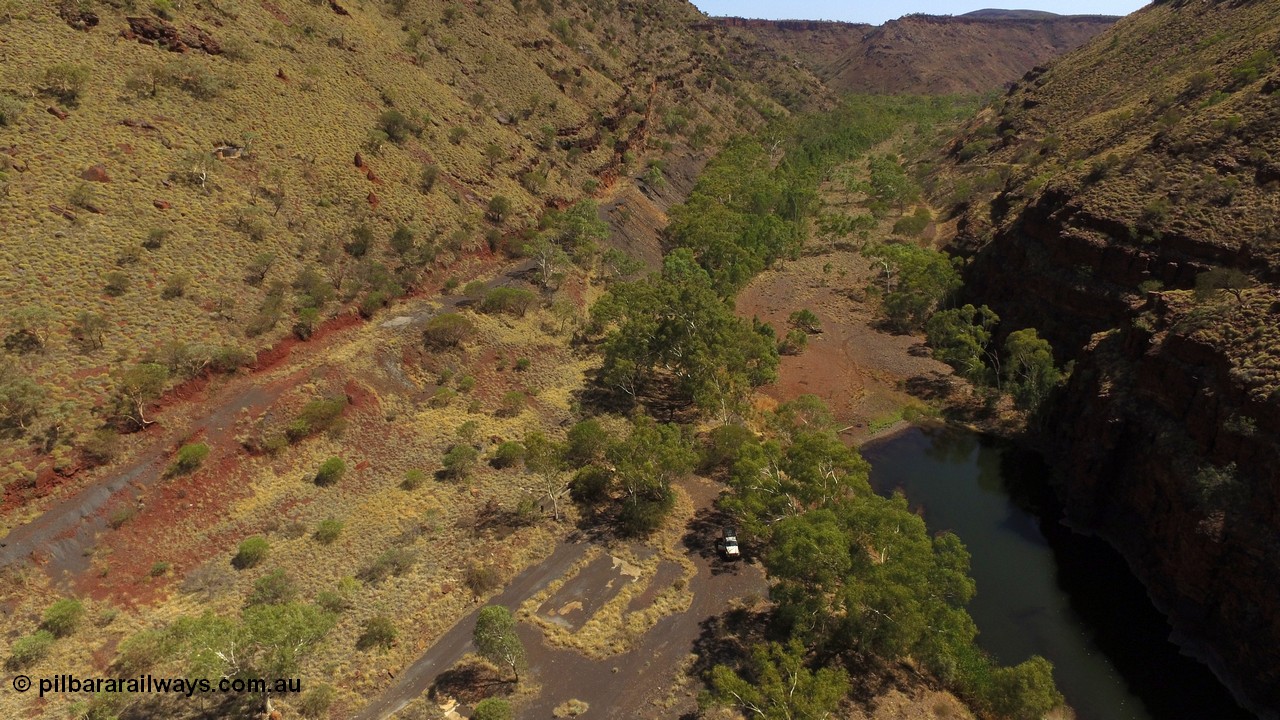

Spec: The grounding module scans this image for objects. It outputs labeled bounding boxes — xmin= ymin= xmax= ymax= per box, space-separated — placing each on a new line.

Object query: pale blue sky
xmin=689 ymin=1 xmax=1147 ymax=25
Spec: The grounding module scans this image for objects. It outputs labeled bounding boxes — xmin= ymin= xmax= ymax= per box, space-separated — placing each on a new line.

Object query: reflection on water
xmin=862 ymin=426 xmax=1252 ymax=720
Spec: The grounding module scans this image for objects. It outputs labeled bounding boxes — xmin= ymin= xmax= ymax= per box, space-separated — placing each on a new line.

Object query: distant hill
xmin=708 ymin=12 xmax=1118 ymax=95
xmin=961 ymin=8 xmax=1063 ymax=20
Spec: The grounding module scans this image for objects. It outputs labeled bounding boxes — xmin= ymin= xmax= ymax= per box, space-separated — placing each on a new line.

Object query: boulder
xmin=81 ymin=164 xmax=111 ymax=183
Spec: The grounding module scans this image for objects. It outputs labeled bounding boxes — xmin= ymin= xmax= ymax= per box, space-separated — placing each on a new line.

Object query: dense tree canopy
xmin=592 ymin=250 xmax=778 ymax=417
xmin=926 ymin=304 xmax=1001 ymax=384
xmin=1003 ymin=328 xmax=1063 ymax=413
xmin=865 ymin=243 xmax=962 ymax=332
xmin=706 ymin=638 xmax=850 ymax=720
xmin=710 ymin=396 xmax=1061 ymax=718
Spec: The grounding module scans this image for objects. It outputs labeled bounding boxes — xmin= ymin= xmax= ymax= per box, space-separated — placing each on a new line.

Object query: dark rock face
xmin=1044 ymin=310 xmax=1280 ymax=715
xmin=121 ymin=17 xmax=222 ymax=55
xmin=960 ymin=185 xmax=1280 ymax=717
xmin=57 ymin=1 xmax=99 ymax=31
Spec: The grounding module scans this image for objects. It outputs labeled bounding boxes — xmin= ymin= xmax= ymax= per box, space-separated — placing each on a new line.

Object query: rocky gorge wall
xmin=955 ymin=188 xmax=1280 ymax=717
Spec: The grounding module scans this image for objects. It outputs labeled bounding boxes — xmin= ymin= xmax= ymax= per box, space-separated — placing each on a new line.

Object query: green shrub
xmin=246 ymin=568 xmax=297 ymax=606
xmin=497 ymin=391 xmax=526 ymax=417
xmin=298 ymin=683 xmax=337 ymax=719
xmin=618 ymin=487 xmax=675 ymax=536
xmin=169 ymin=442 xmax=209 ymax=475
xmin=44 ymin=63 xmax=90 ymax=103
xmin=315 ymin=457 xmax=346 ymax=486
xmin=472 ymin=698 xmax=513 ymax=720
xmin=464 ymin=562 xmax=504 ymax=595
xmin=359 ymin=547 xmax=417 ymax=582
xmin=1231 ymin=49 xmax=1275 ymax=87
xmin=389 ymin=225 xmax=415 ymax=255
xmin=422 ymin=313 xmax=476 ymax=350
xmin=233 ymin=536 xmax=269 ymax=569
xmin=520 ymin=170 xmax=548 ymax=194
xmin=401 ymin=469 xmax=427 ymax=490
xmin=103 ymin=271 xmax=130 ymax=297
xmin=42 ymin=598 xmax=85 ymax=638
xmin=779 ymin=328 xmax=808 ymax=355
xmin=957 ymin=139 xmax=992 ymax=162
xmin=441 ymin=444 xmax=479 ymax=480
xmin=107 ymin=505 xmax=136 ymax=530
xmin=570 ymin=465 xmax=611 ymax=503
xmin=315 ymin=588 xmax=353 ymax=615
xmin=160 ymin=271 xmax=189 ymax=299
xmin=491 ymin=441 xmax=525 ymax=469
xmin=565 ymin=419 xmax=609 ymax=465
xmin=7 ymin=630 xmax=54 ymax=669
xmin=286 ymin=397 xmax=347 ymax=442
xmin=357 ymin=615 xmax=398 ymax=650
xmin=463 ymin=280 xmax=488 ymax=298
xmin=377 ymin=109 xmax=419 ymax=144
xmin=0 ymin=94 xmax=26 ymax=126
xmin=701 ymin=424 xmax=755 ymax=472
xmin=487 ymin=195 xmax=512 ymax=222
xmin=163 ymin=58 xmax=222 ymax=99
xmin=313 ymin=518 xmax=344 ymax=544
xmin=347 ymin=223 xmax=373 ymax=258
xmin=891 ymin=207 xmax=932 ymax=237
xmin=788 ymin=309 xmax=820 ymax=333
xmin=114 ymin=629 xmax=176 ymax=674
xmin=479 ymin=287 xmax=537 ymax=317
xmin=420 ymin=163 xmax=440 ymax=192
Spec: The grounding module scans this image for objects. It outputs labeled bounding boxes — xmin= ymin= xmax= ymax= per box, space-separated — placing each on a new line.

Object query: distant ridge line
xmin=701 ymin=13 xmax=1119 ymax=30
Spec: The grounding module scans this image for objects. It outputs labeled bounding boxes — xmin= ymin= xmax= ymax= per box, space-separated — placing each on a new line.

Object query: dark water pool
xmin=861 ymin=426 xmax=1253 ymax=720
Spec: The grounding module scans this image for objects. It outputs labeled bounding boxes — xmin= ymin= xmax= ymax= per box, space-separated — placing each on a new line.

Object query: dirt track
xmin=351 ymin=475 xmax=765 ymax=720
xmin=351 ymin=541 xmax=589 ymax=720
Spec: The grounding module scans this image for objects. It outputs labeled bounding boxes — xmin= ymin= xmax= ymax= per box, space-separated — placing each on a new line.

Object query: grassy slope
xmin=0 ymin=0 xmax=828 ymax=489
xmin=0 ymin=3 xmax=838 ymax=718
xmin=943 ymin=0 xmax=1280 ymax=386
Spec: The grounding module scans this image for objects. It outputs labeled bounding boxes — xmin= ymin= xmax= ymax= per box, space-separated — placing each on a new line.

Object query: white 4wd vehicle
xmin=720 ymin=526 xmax=741 ymax=559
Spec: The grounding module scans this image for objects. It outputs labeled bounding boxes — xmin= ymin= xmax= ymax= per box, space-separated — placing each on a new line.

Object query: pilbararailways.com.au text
xmin=17 ymin=674 xmax=302 ymax=698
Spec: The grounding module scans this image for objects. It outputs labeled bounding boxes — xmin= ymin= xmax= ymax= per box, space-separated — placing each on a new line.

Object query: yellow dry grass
xmin=519 ymin=484 xmax=696 ymax=659
xmin=0 ymin=0 xmax=807 ymax=485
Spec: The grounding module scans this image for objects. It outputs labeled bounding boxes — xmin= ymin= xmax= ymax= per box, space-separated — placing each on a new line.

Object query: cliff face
xmin=1051 ymin=305 xmax=1280 ymax=713
xmin=709 ymin=13 xmax=1115 ymax=95
xmin=940 ymin=0 xmax=1280 ymax=714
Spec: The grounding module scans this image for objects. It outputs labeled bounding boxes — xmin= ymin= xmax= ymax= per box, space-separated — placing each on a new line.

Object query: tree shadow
xmin=682 ymin=501 xmax=750 ymax=576
xmin=903 ymin=371 xmax=957 ymax=402
xmin=428 ymin=660 xmax=512 ymax=705
xmin=574 ymin=369 xmax=700 ymax=424
xmin=845 ymin=656 xmax=930 ymax=710
xmin=687 ymin=606 xmax=774 ymax=682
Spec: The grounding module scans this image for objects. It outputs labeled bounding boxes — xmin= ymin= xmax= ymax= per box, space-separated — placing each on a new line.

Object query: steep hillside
xmin=0 ymin=0 xmax=828 ymax=507
xmin=939 ymin=0 xmax=1280 ymax=713
xmin=708 ymin=12 xmax=1116 ymax=95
